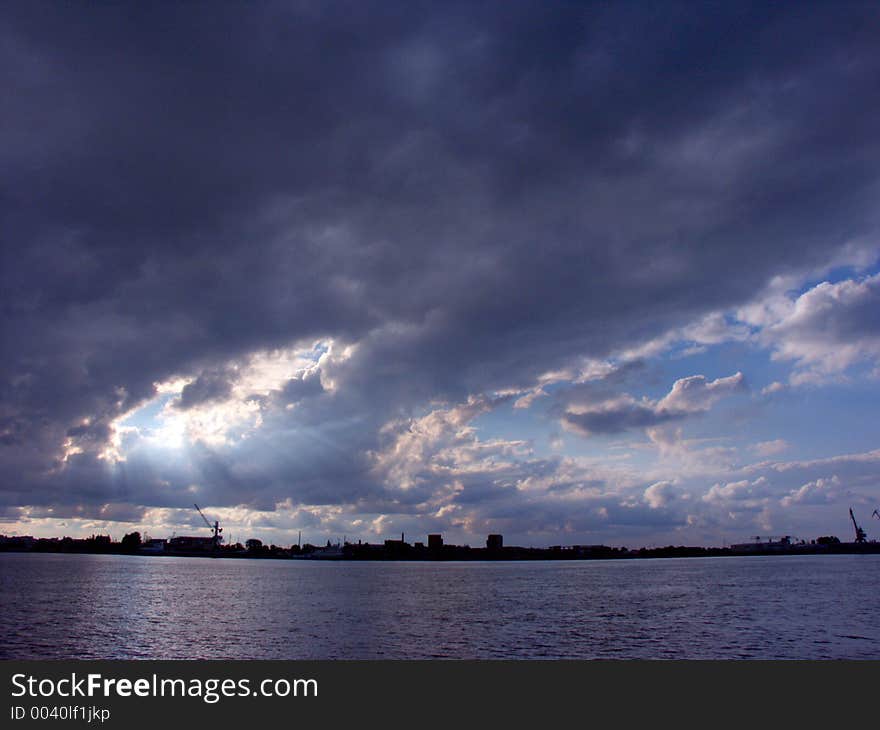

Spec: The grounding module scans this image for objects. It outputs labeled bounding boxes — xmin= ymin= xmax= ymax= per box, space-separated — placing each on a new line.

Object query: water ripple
xmin=1 ymin=553 xmax=879 ymax=659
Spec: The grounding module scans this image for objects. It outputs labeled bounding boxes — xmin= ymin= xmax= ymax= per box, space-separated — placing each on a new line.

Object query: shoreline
xmin=2 ymin=541 xmax=878 ymax=562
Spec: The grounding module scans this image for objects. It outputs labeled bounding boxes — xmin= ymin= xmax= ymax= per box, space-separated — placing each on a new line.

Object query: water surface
xmin=2 ymin=552 xmax=877 ymax=659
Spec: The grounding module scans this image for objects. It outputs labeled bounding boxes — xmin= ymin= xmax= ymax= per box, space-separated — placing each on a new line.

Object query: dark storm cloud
xmin=273 ymin=373 xmax=325 ymax=405
xmin=176 ymin=369 xmax=235 ymax=410
xmin=2 ymin=2 xmax=880 ymax=521
xmin=562 ymin=403 xmax=684 ymax=436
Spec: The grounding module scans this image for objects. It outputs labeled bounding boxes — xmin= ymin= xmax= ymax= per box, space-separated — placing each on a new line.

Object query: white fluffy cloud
xmin=745 ymin=273 xmax=880 ymax=384
xmin=780 ymin=476 xmax=842 ymax=507
xmin=644 ymin=481 xmax=677 ymax=509
xmin=750 ymin=439 xmax=789 ymax=457
xmin=369 ymin=394 xmax=522 ymax=491
xmin=703 ymin=476 xmax=769 ymax=505
xmin=656 ymin=372 xmax=746 ymax=412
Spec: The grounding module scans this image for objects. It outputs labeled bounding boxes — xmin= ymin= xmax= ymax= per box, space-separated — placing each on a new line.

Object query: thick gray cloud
xmin=176 ymin=369 xmax=235 ymax=410
xmin=2 ymin=2 xmax=880 ymax=536
xmin=560 ymin=372 xmax=745 ymax=436
xmin=563 ymin=400 xmax=685 ymax=436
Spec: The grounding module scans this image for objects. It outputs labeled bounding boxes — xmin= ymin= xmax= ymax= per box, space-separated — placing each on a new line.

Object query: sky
xmin=2 ymin=1 xmax=880 ymax=548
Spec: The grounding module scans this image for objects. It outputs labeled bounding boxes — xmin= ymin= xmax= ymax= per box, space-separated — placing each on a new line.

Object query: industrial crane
xmin=194 ymin=503 xmax=223 ymax=548
xmin=849 ymin=507 xmax=867 ymax=544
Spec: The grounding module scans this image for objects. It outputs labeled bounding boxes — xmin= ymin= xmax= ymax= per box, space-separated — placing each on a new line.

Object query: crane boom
xmin=849 ymin=507 xmax=867 ymax=544
xmin=193 ymin=503 xmax=223 ymax=547
xmin=194 ymin=503 xmax=213 ymax=530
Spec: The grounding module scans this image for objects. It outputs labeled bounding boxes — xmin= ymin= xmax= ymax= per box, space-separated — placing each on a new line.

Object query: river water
xmin=1 ymin=552 xmax=877 ymax=659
